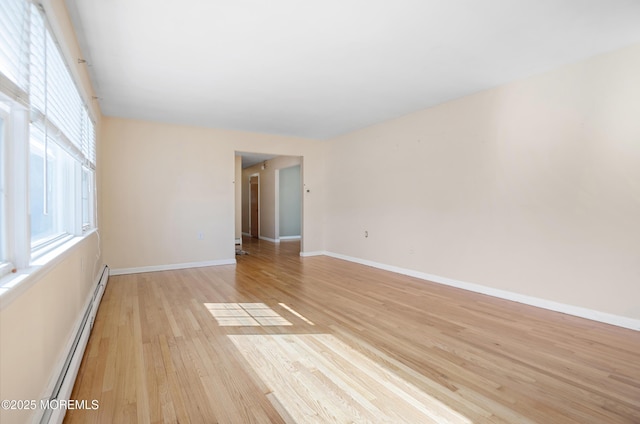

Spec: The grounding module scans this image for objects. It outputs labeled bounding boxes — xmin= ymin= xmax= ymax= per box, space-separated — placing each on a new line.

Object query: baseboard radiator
xmin=39 ymin=265 xmax=109 ymax=424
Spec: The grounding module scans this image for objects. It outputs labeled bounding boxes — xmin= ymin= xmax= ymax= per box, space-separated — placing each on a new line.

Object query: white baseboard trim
xmin=110 ymin=259 xmax=236 ymax=276
xmin=324 ymin=251 xmax=640 ymax=332
xmin=259 ymin=236 xmax=279 ymax=243
xmin=242 ymin=232 xmax=251 ymax=237
xmin=235 ymin=238 xmax=242 ymax=245
xmin=279 ymin=235 xmax=301 ymax=240
xmin=300 ymin=251 xmax=325 ymax=257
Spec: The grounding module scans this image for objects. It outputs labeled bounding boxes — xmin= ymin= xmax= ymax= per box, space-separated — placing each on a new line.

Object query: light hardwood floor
xmin=66 ymin=237 xmax=640 ymax=423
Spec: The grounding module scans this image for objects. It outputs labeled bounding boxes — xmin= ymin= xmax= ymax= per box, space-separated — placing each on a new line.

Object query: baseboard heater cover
xmin=39 ymin=264 xmax=109 ymax=424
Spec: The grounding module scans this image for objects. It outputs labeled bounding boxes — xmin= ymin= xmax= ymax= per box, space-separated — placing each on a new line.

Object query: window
xmin=0 ymin=0 xmax=97 ymax=277
xmin=27 ymin=4 xmax=97 ymax=254
xmin=29 ymin=125 xmax=73 ymax=248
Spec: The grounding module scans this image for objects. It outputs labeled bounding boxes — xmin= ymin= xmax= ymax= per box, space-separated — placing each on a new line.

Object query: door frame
xmin=249 ymin=173 xmax=260 ymax=238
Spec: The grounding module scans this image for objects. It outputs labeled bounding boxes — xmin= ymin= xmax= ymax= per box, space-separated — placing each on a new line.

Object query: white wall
xmin=325 ymin=44 xmax=640 ymax=322
xmin=102 ymin=119 xmax=324 ymax=270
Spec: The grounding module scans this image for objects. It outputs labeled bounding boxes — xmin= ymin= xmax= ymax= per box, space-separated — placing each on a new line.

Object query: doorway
xmin=235 ymin=152 xmax=303 ymax=253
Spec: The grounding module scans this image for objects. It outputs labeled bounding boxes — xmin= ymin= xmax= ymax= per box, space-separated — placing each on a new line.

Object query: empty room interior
xmin=1 ymin=0 xmax=640 ymax=423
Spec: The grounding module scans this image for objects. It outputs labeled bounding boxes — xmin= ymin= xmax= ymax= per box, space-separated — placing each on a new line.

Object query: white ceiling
xmin=65 ymin=0 xmax=640 ymax=140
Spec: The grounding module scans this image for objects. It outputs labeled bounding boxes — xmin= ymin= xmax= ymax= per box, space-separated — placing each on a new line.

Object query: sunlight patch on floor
xmin=279 ymin=302 xmax=315 ymax=325
xmin=228 ymin=333 xmax=472 ymax=423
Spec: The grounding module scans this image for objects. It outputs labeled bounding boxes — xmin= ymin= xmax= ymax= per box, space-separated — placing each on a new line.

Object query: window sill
xmin=31 ymin=233 xmax=75 ymax=262
xmin=0 ymin=262 xmax=14 ymax=279
xmin=0 ymin=229 xmax=98 ymax=312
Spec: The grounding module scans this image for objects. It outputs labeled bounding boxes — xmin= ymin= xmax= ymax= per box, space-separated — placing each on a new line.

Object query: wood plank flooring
xmin=65 ymin=237 xmax=640 ymax=423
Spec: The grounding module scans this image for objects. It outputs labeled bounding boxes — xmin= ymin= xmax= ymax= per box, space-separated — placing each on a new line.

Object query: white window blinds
xmin=28 ymin=4 xmax=96 ymax=169
xmin=0 ymin=0 xmax=31 ymax=105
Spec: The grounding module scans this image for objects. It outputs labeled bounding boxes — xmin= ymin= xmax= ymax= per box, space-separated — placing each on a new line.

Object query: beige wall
xmin=101 ymin=119 xmax=324 ymax=269
xmin=0 ymin=235 xmax=101 ymax=424
xmin=0 ymin=1 xmax=104 ymax=423
xmin=241 ymin=156 xmax=302 ymax=240
xmin=324 ymin=44 xmax=640 ymax=321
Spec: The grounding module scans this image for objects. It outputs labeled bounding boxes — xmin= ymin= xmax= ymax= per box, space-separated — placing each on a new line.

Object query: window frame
xmin=81 ymin=166 xmax=95 ymax=233
xmin=0 ymin=103 xmax=9 ymax=278
xmin=0 ymin=1 xmax=98 ymax=287
xmin=0 ymin=94 xmax=30 ymax=277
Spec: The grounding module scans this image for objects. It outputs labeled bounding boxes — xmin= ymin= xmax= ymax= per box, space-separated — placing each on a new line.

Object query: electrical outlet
xmin=364 ymin=230 xmax=368 ymax=238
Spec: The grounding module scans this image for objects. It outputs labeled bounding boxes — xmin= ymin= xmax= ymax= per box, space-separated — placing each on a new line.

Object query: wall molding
xmin=259 ymin=235 xmax=302 ymax=243
xmin=299 ymin=251 xmax=324 ymax=257
xmin=110 ymin=259 xmax=236 ymax=276
xmin=323 ymin=251 xmax=640 ymax=332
